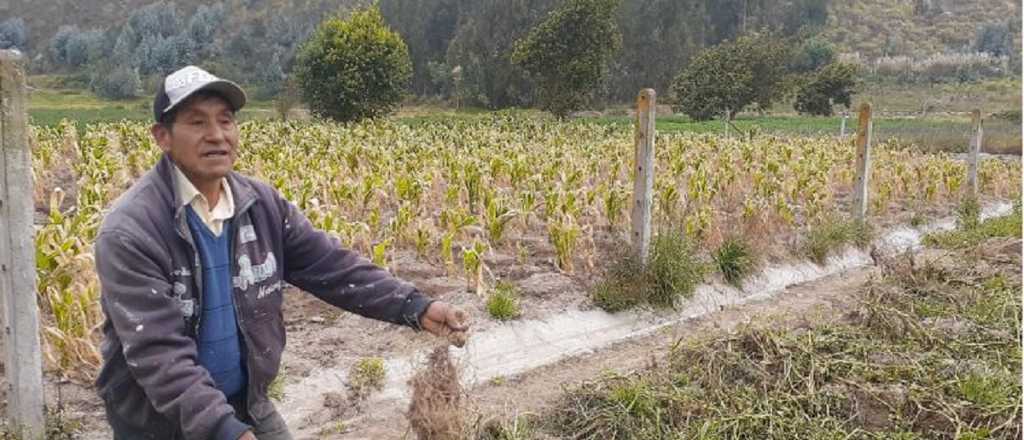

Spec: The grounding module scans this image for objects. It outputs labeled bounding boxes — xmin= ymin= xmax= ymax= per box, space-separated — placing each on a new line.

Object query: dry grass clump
xmin=548 ymin=234 xmax=1021 ymax=439
xmin=408 ymin=346 xmax=471 ymax=440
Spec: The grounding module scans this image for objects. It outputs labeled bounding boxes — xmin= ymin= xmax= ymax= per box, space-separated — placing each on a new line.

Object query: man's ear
xmin=151 ymin=123 xmax=172 ymax=153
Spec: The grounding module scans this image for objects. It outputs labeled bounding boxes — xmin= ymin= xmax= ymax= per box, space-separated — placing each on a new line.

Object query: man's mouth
xmin=201 ymin=150 xmax=229 ymax=158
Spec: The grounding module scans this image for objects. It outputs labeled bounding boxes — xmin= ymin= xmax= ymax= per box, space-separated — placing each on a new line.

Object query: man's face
xmin=152 ymin=95 xmax=239 ymax=185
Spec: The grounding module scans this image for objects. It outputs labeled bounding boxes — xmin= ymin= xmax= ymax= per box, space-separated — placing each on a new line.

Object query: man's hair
xmin=158 ymin=90 xmax=237 ymax=131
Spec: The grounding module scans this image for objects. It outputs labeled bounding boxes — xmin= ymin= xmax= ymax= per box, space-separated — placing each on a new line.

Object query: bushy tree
xmin=671 ymin=33 xmax=793 ymax=120
xmin=188 ymin=3 xmax=226 ymax=52
xmin=129 ymin=2 xmax=180 ymax=39
xmin=790 ymin=36 xmax=835 ymax=73
xmin=512 ymin=0 xmax=623 ymax=118
xmin=793 ymin=62 xmax=859 ymax=116
xmin=294 ymin=5 xmax=412 ymax=122
xmin=64 ymin=30 xmax=106 ymax=67
xmin=974 ymin=22 xmax=1011 ymax=57
xmin=91 ymin=64 xmax=142 ymax=99
xmin=0 ymin=18 xmax=27 ymax=51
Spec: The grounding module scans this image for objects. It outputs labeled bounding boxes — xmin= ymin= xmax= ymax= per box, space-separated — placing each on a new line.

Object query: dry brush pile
xmin=29 ymin=115 xmax=1021 ymax=379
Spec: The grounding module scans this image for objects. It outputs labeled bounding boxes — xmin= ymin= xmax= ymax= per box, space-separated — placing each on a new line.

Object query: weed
xmin=592 ymin=232 xmax=705 ymax=312
xmin=956 ymin=196 xmax=982 ymax=230
xmin=349 ymin=357 xmax=387 ymax=398
xmin=924 ymin=209 xmax=1022 ymax=248
xmin=645 ymin=231 xmax=705 ymax=308
xmin=268 ymin=374 xmax=286 ymax=401
xmin=713 ymin=236 xmax=757 ymax=287
xmin=802 ymin=217 xmax=874 ymax=264
xmin=486 ymin=282 xmax=522 ymax=321
xmin=408 ymin=347 xmax=468 ymax=440
xmin=480 ymin=414 xmax=535 ymax=440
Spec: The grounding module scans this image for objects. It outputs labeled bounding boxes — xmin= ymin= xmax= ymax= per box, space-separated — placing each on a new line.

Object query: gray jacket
xmin=94 ymin=154 xmax=433 ymax=439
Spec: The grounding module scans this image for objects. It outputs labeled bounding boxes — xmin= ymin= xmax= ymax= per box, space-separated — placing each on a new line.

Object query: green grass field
xmin=27 ymin=75 xmax=1021 ymax=154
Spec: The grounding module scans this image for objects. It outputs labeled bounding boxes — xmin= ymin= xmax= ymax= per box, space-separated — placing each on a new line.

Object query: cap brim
xmin=163 ymin=80 xmax=247 ymax=114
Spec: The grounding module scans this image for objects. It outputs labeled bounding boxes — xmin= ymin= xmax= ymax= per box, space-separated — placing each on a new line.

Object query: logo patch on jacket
xmin=239 ymin=225 xmax=258 ymax=244
xmin=234 ymin=252 xmax=277 ymax=291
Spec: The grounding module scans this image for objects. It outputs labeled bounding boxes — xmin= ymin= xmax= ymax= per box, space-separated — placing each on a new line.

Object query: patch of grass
xmin=549 ymin=241 xmax=1022 ymax=439
xmin=486 ymin=281 xmax=522 ymax=321
xmin=267 ymin=374 xmax=286 ymax=401
xmin=956 ymin=197 xmax=982 ymax=230
xmin=480 ymin=415 xmax=535 ymax=440
xmin=713 ymin=236 xmax=757 ymax=287
xmin=0 ymin=406 xmax=82 ymax=440
xmin=348 ymin=357 xmax=386 ymax=397
xmin=924 ymin=206 xmax=1022 ymax=249
xmin=802 ymin=218 xmax=874 ymax=264
xmin=591 ymin=233 xmax=706 ymax=312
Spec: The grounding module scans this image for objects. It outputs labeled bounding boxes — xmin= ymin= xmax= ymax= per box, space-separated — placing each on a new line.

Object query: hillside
xmin=4 ymin=0 xmax=365 ymax=56
xmin=7 ymin=0 xmax=1019 ymax=62
xmin=822 ymin=0 xmax=1021 ymax=57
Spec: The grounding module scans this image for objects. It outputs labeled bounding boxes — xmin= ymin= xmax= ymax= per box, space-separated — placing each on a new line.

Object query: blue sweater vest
xmin=186 ymin=207 xmax=246 ymax=398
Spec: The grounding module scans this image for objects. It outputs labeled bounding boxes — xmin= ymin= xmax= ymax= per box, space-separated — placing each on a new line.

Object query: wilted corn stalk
xmin=461 ymin=240 xmax=488 ymax=297
xmin=547 ymin=215 xmax=580 ymax=273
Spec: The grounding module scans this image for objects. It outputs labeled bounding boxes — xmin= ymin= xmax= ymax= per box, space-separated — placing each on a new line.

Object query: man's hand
xmin=238 ymin=431 xmax=257 ymax=440
xmin=420 ymin=302 xmax=470 ymax=347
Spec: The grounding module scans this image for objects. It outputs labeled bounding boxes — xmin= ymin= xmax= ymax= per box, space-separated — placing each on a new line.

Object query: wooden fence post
xmin=631 ymin=89 xmax=656 ymax=264
xmin=967 ymin=109 xmax=983 ymax=198
xmin=0 ymin=50 xmax=44 ymax=439
xmin=852 ymin=103 xmax=873 ymax=222
xmin=840 ymin=111 xmax=848 ymax=137
xmin=723 ymin=108 xmax=730 ymax=138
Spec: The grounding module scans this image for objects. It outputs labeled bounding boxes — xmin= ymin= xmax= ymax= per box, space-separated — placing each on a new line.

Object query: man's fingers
xmin=448 ymin=308 xmax=470 ymax=331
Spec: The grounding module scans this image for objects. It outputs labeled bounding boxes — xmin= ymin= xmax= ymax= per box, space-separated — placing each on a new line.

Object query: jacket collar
xmin=153 ymin=154 xmax=259 ymax=225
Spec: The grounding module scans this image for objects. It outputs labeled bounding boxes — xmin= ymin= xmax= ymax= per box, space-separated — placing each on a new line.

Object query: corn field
xmin=30 ymin=115 xmax=1021 ymax=379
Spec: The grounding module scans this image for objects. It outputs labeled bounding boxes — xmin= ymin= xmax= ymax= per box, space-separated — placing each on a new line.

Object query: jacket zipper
xmin=174 ymin=207 xmax=204 ymax=336
xmin=230 ymin=198 xmax=258 ymax=415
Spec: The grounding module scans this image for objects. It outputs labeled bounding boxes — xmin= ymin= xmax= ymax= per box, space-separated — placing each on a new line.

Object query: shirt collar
xmin=172 ymin=164 xmax=235 ymax=218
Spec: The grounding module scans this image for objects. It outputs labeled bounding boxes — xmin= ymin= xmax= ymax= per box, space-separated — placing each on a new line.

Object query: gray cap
xmin=153 ymin=65 xmax=247 ymax=122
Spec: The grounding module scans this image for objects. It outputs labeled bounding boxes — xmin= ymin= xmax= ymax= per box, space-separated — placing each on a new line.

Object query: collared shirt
xmin=173 ymin=165 xmax=235 ymax=236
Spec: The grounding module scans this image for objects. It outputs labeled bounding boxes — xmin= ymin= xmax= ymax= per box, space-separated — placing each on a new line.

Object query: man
xmin=94 ymin=65 xmax=469 ymax=440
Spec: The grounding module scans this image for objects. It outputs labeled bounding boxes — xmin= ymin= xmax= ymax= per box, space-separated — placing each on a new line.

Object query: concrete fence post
xmin=0 ymin=50 xmax=45 ymax=440
xmin=966 ymin=109 xmax=983 ymax=198
xmin=631 ymin=89 xmax=656 ymax=264
xmin=852 ymin=103 xmax=873 ymax=222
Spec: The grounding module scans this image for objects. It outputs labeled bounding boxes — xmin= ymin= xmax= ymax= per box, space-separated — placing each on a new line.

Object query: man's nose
xmin=204 ymin=122 xmax=228 ymax=142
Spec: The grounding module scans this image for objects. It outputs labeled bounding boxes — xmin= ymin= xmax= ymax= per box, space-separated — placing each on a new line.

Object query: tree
xmin=974 ymin=22 xmax=1011 ymax=57
xmin=512 ymin=0 xmax=623 ymax=118
xmin=793 ymin=62 xmax=859 ymax=116
xmin=91 ymin=64 xmax=142 ymax=99
xmin=294 ymin=5 xmax=413 ymax=122
xmin=671 ymin=33 xmax=792 ymax=121
xmin=790 ymin=36 xmax=835 ymax=73
xmin=0 ymin=18 xmax=28 ymax=51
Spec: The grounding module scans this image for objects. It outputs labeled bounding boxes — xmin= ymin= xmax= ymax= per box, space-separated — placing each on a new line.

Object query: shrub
xmin=671 ymin=33 xmax=793 ymax=121
xmin=793 ymin=62 xmax=859 ymax=116
xmin=294 ymin=5 xmax=412 ymax=122
xmin=511 ymin=0 xmax=623 ymax=118
xmin=486 ymin=281 xmax=522 ymax=321
xmin=0 ymin=17 xmax=28 ymax=51
xmin=90 ymin=64 xmax=142 ymax=99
